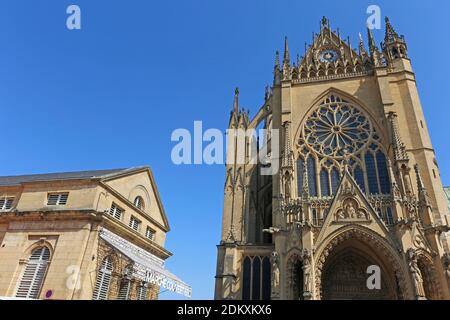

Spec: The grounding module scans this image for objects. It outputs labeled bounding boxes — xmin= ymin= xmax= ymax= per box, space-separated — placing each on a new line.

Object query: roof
xmin=0 ymin=166 xmax=149 ymax=186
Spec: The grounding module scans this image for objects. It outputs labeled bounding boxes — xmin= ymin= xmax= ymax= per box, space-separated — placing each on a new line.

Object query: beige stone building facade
xmin=215 ymin=17 xmax=450 ymax=300
xmin=0 ymin=166 xmax=191 ymax=300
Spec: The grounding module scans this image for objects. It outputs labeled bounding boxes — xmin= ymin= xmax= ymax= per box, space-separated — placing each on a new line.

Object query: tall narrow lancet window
xmin=354 ymin=166 xmax=365 ymax=193
xmin=376 ymin=151 xmax=390 ymax=194
xmin=242 ymin=256 xmax=271 ymax=300
xmin=365 ymin=152 xmax=379 ymax=194
xmin=251 ymin=257 xmax=261 ymax=300
xmin=261 ymin=257 xmax=271 ymax=300
xmin=320 ymin=168 xmax=330 ymax=197
xmin=307 ymin=156 xmax=317 ymax=197
xmin=296 ymin=158 xmax=304 ymax=194
xmin=242 ymin=257 xmax=251 ymax=300
xmin=330 ymin=167 xmax=340 ymax=195
xmin=92 ymin=256 xmax=113 ymax=300
xmin=16 ymin=246 xmax=51 ymax=299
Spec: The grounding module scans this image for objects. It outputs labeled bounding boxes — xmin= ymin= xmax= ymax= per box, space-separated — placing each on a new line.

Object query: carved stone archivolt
xmin=314 ymin=226 xmax=410 ymax=300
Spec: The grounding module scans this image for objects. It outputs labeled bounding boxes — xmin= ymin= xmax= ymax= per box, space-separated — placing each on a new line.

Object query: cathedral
xmin=215 ymin=17 xmax=450 ymax=300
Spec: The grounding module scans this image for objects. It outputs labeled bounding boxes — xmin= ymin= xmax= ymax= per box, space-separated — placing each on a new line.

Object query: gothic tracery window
xmin=297 ymin=94 xmax=391 ymax=198
xmin=242 ymin=256 xmax=271 ymax=300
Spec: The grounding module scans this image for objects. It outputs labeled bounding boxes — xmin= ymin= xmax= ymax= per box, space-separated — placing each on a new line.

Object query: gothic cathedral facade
xmin=215 ymin=17 xmax=450 ymax=300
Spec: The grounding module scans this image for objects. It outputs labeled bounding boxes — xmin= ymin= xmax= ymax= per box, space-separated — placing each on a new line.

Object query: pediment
xmin=316 ymin=169 xmax=390 ymax=244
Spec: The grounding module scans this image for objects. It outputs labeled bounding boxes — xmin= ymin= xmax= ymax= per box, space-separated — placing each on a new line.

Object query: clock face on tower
xmin=319 ymin=49 xmax=339 ymax=63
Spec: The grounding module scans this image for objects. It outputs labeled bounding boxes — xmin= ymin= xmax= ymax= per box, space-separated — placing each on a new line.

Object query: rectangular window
xmin=145 ymin=227 xmax=155 ymax=241
xmin=129 ymin=216 xmax=141 ymax=232
xmin=0 ymin=197 xmax=14 ymax=210
xmin=109 ymin=203 xmax=124 ymax=220
xmin=47 ymin=193 xmax=69 ymax=206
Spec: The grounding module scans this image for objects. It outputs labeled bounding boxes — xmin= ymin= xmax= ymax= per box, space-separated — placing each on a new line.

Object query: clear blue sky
xmin=1 ymin=0 xmax=449 ymax=299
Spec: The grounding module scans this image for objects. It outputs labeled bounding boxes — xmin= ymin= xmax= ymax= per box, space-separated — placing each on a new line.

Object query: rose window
xmin=304 ymin=97 xmax=372 ymax=158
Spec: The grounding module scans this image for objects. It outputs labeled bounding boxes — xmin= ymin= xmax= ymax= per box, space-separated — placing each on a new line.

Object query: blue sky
xmin=1 ymin=0 xmax=449 ymax=299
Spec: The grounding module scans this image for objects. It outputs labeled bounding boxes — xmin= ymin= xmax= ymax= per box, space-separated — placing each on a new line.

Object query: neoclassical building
xmin=215 ymin=17 xmax=450 ymax=300
xmin=0 ymin=166 xmax=190 ymax=300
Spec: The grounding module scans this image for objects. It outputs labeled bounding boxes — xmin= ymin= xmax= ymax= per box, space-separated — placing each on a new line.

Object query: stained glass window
xmin=320 ymin=168 xmax=330 ymax=197
xmin=331 ymin=167 xmax=340 ymax=195
xmin=307 ymin=156 xmax=317 ymax=197
xmin=376 ymin=151 xmax=390 ymax=194
xmin=365 ymin=152 xmax=379 ymax=194
xmin=354 ymin=166 xmax=365 ymax=193
xmin=242 ymin=257 xmax=251 ymax=300
xmin=297 ymin=158 xmax=304 ymax=195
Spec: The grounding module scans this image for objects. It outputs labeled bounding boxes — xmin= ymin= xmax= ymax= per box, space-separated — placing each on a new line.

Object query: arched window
xmin=354 ymin=166 xmax=365 ymax=193
xmin=242 ymin=257 xmax=251 ymax=300
xmin=320 ymin=168 xmax=330 ymax=197
xmin=133 ymin=196 xmax=144 ymax=210
xmin=117 ymin=265 xmax=133 ymax=300
xmin=365 ymin=152 xmax=379 ymax=194
xmin=252 ymin=257 xmax=261 ymax=300
xmin=92 ymin=256 xmax=113 ymax=300
xmin=16 ymin=246 xmax=51 ymax=299
xmin=137 ymin=283 xmax=148 ymax=300
xmin=242 ymin=256 xmax=271 ymax=300
xmin=330 ymin=167 xmax=340 ymax=195
xmin=307 ymin=156 xmax=317 ymax=197
xmin=261 ymin=257 xmax=271 ymax=300
xmin=376 ymin=151 xmax=390 ymax=194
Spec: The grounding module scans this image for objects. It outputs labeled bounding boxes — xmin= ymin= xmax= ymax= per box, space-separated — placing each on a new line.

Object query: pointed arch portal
xmin=315 ymin=227 xmax=411 ymax=300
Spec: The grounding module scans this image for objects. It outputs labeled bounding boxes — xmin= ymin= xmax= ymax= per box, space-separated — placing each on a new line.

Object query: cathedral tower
xmin=215 ymin=17 xmax=450 ymax=300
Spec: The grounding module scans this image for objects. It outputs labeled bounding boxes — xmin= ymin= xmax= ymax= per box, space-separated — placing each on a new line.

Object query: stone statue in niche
xmin=271 ymin=251 xmax=280 ymax=297
xmin=408 ymin=249 xmax=425 ymax=298
xmin=302 ymin=249 xmax=312 ymax=294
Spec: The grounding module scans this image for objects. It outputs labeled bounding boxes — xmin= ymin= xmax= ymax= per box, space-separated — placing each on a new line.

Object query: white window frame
xmin=109 ymin=203 xmax=124 ymax=220
xmin=16 ymin=246 xmax=51 ymax=299
xmin=92 ymin=256 xmax=113 ymax=300
xmin=47 ymin=193 xmax=69 ymax=206
xmin=137 ymin=283 xmax=148 ymax=300
xmin=145 ymin=227 xmax=155 ymax=241
xmin=0 ymin=197 xmax=14 ymax=211
xmin=129 ymin=216 xmax=141 ymax=232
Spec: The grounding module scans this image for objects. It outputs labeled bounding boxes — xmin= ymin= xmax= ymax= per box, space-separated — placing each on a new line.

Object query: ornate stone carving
xmin=302 ymin=249 xmax=312 ymax=296
xmin=407 ymin=249 xmax=426 ymax=299
xmin=334 ymin=198 xmax=369 ymax=222
xmin=271 ymin=251 xmax=280 ymax=298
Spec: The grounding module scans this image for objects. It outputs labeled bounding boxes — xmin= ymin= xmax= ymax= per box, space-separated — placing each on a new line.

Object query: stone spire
xmin=367 ymin=27 xmax=377 ymax=53
xmin=381 ymin=17 xmax=408 ymax=62
xmin=282 ymin=37 xmax=291 ymax=80
xmin=233 ymin=87 xmax=239 ymax=113
xmin=384 ymin=16 xmax=401 ymax=43
xmin=388 ymin=112 xmax=409 ymax=162
xmin=414 ymin=164 xmax=434 ymax=225
xmin=358 ymin=32 xmax=368 ymax=56
xmin=274 ymin=50 xmax=280 ymax=69
xmin=283 ymin=36 xmax=290 ymax=65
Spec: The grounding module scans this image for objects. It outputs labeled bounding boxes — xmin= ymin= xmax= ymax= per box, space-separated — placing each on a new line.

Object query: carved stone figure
xmin=302 ymin=249 xmax=312 ymax=293
xmin=271 ymin=251 xmax=280 ymax=294
xmin=345 ymin=202 xmax=356 ymax=219
xmin=408 ymin=249 xmax=425 ymax=298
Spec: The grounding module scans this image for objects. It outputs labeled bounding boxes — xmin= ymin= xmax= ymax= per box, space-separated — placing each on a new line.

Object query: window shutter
xmin=47 ymin=193 xmax=69 ymax=206
xmin=0 ymin=198 xmax=14 ymax=210
xmin=129 ymin=216 xmax=141 ymax=232
xmin=117 ymin=279 xmax=131 ymax=300
xmin=109 ymin=203 xmax=123 ymax=220
xmin=16 ymin=247 xmax=51 ymax=299
xmin=145 ymin=227 xmax=155 ymax=241
xmin=137 ymin=284 xmax=148 ymax=300
xmin=92 ymin=256 xmax=113 ymax=300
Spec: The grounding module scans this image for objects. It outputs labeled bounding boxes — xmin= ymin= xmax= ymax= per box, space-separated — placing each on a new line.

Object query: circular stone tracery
xmin=304 ymin=97 xmax=372 ymax=158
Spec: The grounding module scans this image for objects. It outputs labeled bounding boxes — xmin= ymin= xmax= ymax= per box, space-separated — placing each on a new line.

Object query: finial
xmin=358 ymin=32 xmax=367 ymax=55
xmin=321 ymin=16 xmax=327 ymax=27
xmin=367 ymin=27 xmax=377 ymax=52
xmin=283 ymin=36 xmax=290 ymax=64
xmin=274 ymin=50 xmax=280 ymax=68
xmin=233 ymin=87 xmax=239 ymax=112
xmin=384 ymin=16 xmax=401 ymax=43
